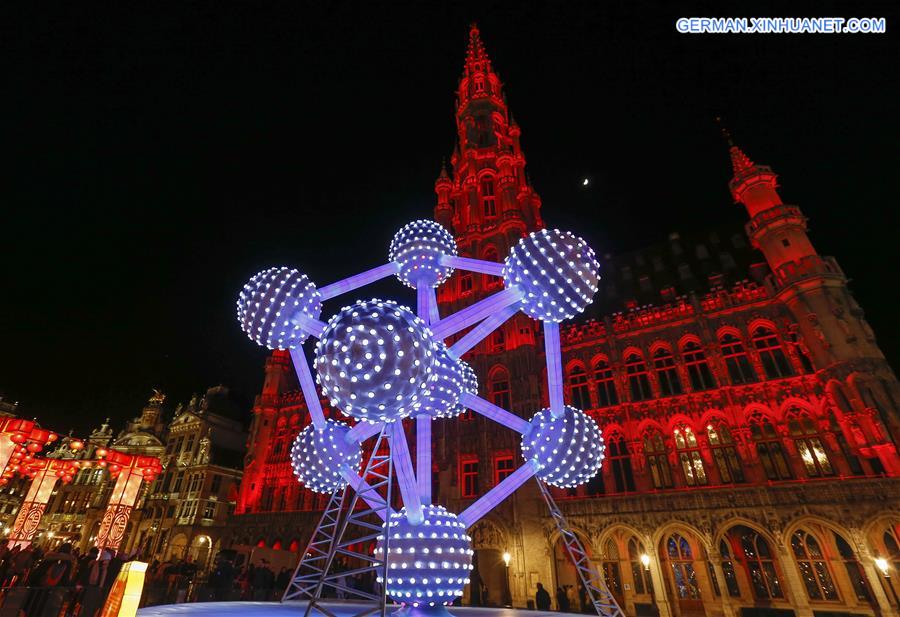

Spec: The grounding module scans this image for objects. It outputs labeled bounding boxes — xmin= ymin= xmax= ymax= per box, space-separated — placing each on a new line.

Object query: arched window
xmin=628 ymin=538 xmax=653 ymax=595
xmin=607 ymin=433 xmax=635 ymax=493
xmin=490 ymin=368 xmax=511 ymax=409
xmin=719 ymin=540 xmax=741 ymax=597
xmin=707 ymin=423 xmax=745 ymax=483
xmin=834 ymin=532 xmax=871 ymax=601
xmin=827 ymin=410 xmax=864 ymax=475
xmin=626 ymin=353 xmax=653 ymax=401
xmin=643 ymin=431 xmax=673 ymax=489
xmin=791 ymin=530 xmax=839 ymax=601
xmin=665 ymin=533 xmax=701 ymax=599
xmin=289 ymin=539 xmax=300 ymax=553
xmin=482 ymin=247 xmax=502 ymax=289
xmin=602 ymin=540 xmax=623 ymax=600
xmin=491 ymin=327 xmax=506 ymax=352
xmin=734 ymin=527 xmax=783 ymax=599
xmin=674 ymin=426 xmax=707 ymax=486
xmin=749 ymin=415 xmax=792 ymax=480
xmin=568 ymin=366 xmax=591 ymax=410
xmin=481 ymin=177 xmax=497 ymax=218
xmin=720 ymin=333 xmax=757 ymax=384
xmin=653 ymin=348 xmax=683 ymax=396
xmin=753 ymin=326 xmax=794 ymax=379
xmin=682 ymin=342 xmax=716 ymax=391
xmin=593 ymin=359 xmax=619 ymax=407
xmin=787 ymin=413 xmax=834 ymax=477
xmin=883 ymin=526 xmax=900 ymax=584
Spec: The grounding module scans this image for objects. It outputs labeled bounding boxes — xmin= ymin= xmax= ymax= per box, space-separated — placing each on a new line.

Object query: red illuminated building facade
xmin=225 ymin=27 xmax=900 ymax=617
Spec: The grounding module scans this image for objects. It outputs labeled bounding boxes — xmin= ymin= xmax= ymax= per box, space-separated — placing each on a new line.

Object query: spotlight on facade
xmin=503 ymin=551 xmax=511 ymax=567
xmin=640 ymin=553 xmax=651 ymax=570
xmin=875 ymin=557 xmax=890 ymax=576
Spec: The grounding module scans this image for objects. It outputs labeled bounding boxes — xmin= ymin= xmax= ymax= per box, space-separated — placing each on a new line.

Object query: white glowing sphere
xmin=390 ymin=220 xmax=458 ymax=289
xmin=521 ymin=405 xmax=604 ymax=488
xmin=375 ymin=505 xmax=473 ymax=607
xmin=435 ymin=359 xmax=478 ymax=419
xmin=290 ymin=419 xmax=362 ymax=494
xmin=503 ymin=229 xmax=600 ymax=322
xmin=236 ymin=267 xmax=322 ymax=350
xmin=315 ymin=299 xmax=436 ymax=423
xmin=418 ymin=342 xmax=465 ymax=418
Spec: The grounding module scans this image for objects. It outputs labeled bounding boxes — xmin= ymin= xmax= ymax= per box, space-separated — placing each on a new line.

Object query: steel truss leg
xmin=303 ymin=424 xmax=395 ymax=617
xmin=536 ymin=480 xmax=626 ymax=617
xmin=283 ymin=486 xmax=347 ymax=601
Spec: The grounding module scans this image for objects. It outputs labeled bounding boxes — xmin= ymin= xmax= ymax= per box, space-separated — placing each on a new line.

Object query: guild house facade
xmin=224 ymin=27 xmax=900 ymax=617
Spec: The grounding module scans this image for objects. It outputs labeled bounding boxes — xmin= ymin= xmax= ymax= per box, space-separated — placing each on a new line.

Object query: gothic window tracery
xmin=749 ymin=414 xmax=792 ymax=480
xmin=732 ymin=526 xmax=783 ymax=599
xmin=787 ymin=413 xmax=834 ymax=477
xmin=752 ymin=326 xmax=794 ymax=379
xmin=626 ymin=353 xmax=653 ymax=401
xmin=489 ymin=367 xmax=511 ymax=409
xmin=682 ymin=341 xmax=716 ymax=391
xmin=791 ymin=529 xmax=839 ymax=601
xmin=643 ymin=430 xmax=673 ymax=489
xmin=718 ymin=540 xmax=741 ymax=597
xmin=568 ymin=365 xmax=591 ymax=410
xmin=593 ymin=358 xmax=619 ymax=407
xmin=653 ymin=347 xmax=683 ymax=396
xmin=628 ymin=537 xmax=653 ymax=594
xmin=720 ymin=333 xmax=758 ymax=384
xmin=674 ymin=426 xmax=707 ymax=486
xmin=834 ymin=532 xmax=871 ymax=601
xmin=665 ymin=533 xmax=701 ymax=599
xmin=606 ymin=433 xmax=635 ymax=493
xmin=707 ymin=423 xmax=745 ymax=483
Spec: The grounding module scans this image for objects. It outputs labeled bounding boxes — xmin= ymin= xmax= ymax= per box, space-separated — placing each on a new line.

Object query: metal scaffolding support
xmin=282 ymin=486 xmax=346 ymax=601
xmin=302 ymin=424 xmax=395 ymax=617
xmin=537 ymin=480 xmax=626 ymax=617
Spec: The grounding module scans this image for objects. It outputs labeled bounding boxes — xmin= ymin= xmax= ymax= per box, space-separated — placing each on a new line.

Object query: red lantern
xmin=96 ymin=448 xmax=108 ymax=459
xmin=26 ymin=443 xmax=41 ymax=453
xmin=63 ymin=474 xmax=73 ymax=483
xmin=70 ymin=440 xmax=84 ymax=451
xmin=0 ymin=478 xmax=7 ymax=486
xmin=47 ymin=433 xmax=58 ymax=442
xmin=108 ymin=464 xmax=121 ymax=473
xmin=9 ymin=433 xmax=27 ymax=444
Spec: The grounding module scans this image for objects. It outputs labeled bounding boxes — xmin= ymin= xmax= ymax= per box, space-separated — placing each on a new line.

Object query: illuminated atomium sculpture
xmin=237 ymin=221 xmax=606 ymax=612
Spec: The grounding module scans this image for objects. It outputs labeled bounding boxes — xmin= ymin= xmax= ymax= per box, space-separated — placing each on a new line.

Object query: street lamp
xmin=876 ymin=558 xmax=900 ymax=608
xmin=641 ymin=554 xmax=658 ymax=617
xmin=503 ymin=551 xmax=512 ymax=608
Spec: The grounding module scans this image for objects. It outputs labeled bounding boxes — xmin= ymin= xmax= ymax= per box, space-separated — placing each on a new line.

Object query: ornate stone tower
xmin=729 ymin=139 xmax=883 ymax=367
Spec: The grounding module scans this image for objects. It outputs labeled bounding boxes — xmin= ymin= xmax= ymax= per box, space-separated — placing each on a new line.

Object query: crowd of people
xmin=0 ymin=542 xmax=134 ymax=616
xmin=534 ymin=581 xmax=594 ymax=613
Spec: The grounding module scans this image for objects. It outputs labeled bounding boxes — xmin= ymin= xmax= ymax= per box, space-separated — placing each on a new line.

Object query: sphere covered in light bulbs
xmin=417 ymin=342 xmax=465 ymax=419
xmin=390 ymin=220 xmax=458 ymax=289
xmin=375 ymin=505 xmax=474 ymax=607
xmin=290 ymin=419 xmax=361 ymax=494
xmin=521 ymin=405 xmax=604 ymax=488
xmin=503 ymin=229 xmax=600 ymax=323
xmin=315 ymin=299 xmax=436 ymax=423
xmin=438 ymin=359 xmax=478 ymax=419
xmin=237 ymin=267 xmax=322 ymax=350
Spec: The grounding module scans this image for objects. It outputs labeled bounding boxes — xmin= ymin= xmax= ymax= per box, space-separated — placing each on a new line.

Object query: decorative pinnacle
xmin=716 ymin=117 xmax=756 ymax=176
xmin=465 ymin=23 xmax=493 ymax=76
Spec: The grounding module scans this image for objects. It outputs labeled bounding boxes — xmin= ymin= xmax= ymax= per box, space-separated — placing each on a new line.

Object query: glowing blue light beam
xmin=459 ymin=392 xmax=531 ymax=434
xmin=439 ymin=255 xmax=506 ymax=277
xmin=289 ymin=348 xmax=326 ymax=429
xmin=317 ymin=262 xmax=401 ymax=301
xmin=544 ymin=321 xmax=565 ymax=418
xmin=389 ymin=427 xmax=424 ymax=524
xmin=459 ymin=460 xmax=538 ymax=527
xmin=430 ymin=286 xmax=523 ymax=340
xmin=346 ymin=420 xmax=384 ymax=444
xmin=448 ymin=303 xmax=519 ymax=359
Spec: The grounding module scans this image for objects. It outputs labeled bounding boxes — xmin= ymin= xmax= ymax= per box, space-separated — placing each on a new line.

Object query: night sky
xmin=4 ymin=2 xmax=898 ymax=435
